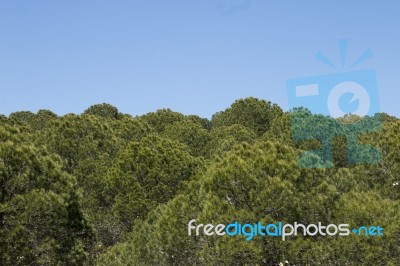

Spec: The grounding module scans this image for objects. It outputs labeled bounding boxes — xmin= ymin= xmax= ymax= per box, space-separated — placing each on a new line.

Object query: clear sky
xmin=1 ymin=0 xmax=399 ymax=118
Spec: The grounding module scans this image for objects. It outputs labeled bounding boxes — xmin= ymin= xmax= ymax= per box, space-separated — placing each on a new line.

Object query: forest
xmin=1 ymin=97 xmax=399 ymax=265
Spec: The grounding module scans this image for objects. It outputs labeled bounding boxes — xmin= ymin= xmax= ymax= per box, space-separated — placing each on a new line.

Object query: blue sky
xmin=1 ymin=0 xmax=399 ymax=118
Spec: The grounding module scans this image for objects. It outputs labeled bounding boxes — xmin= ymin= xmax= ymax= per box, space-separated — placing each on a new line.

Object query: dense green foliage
xmin=1 ymin=98 xmax=399 ymax=265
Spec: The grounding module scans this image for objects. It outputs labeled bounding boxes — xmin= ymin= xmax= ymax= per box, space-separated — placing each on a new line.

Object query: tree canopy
xmin=1 ymin=99 xmax=399 ymax=265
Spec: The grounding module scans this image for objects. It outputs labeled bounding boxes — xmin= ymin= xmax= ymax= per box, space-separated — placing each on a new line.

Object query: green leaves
xmin=90 ymin=135 xmax=204 ymax=247
xmin=212 ymin=97 xmax=283 ymax=136
xmin=116 ymin=135 xmax=202 ymax=203
xmin=83 ymin=103 xmax=122 ymax=120
xmin=0 ymin=125 xmax=93 ymax=265
xmin=1 ymin=100 xmax=400 ymax=265
xmin=162 ymin=120 xmax=211 ymax=157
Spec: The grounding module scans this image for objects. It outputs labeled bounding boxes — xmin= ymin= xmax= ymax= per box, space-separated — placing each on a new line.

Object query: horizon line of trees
xmin=1 ymin=98 xmax=399 ymax=265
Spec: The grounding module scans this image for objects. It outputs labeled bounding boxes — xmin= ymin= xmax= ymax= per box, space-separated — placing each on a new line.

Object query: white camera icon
xmin=295 ymin=81 xmax=371 ymax=118
xmin=287 ymin=69 xmax=379 ymax=118
xmin=287 ymin=69 xmax=381 ymax=168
